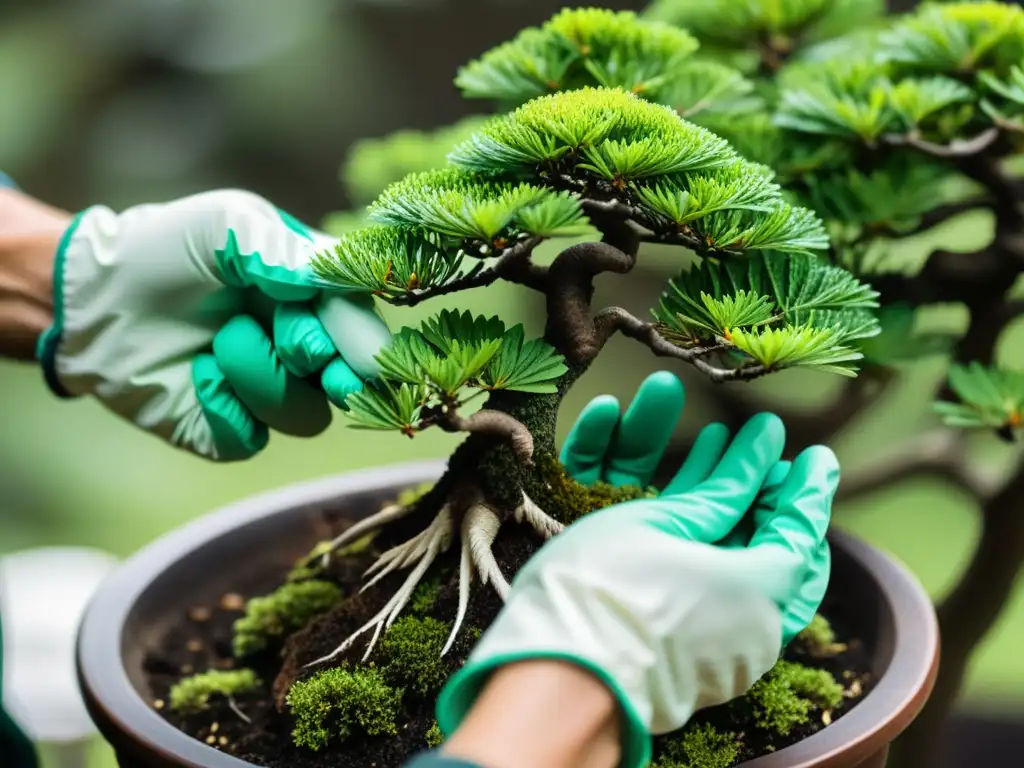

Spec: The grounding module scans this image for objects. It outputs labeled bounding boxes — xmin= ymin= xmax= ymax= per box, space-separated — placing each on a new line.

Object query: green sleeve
xmin=402 ymin=751 xmax=484 ymax=768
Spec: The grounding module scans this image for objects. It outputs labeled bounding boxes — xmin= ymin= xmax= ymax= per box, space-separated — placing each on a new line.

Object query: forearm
xmin=441 ymin=660 xmax=621 ymax=768
xmin=0 ymin=189 xmax=67 ymax=360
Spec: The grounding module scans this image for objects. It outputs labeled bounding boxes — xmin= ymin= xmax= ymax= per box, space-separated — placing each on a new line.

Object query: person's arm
xmin=441 ymin=660 xmax=621 ymax=768
xmin=0 ymin=188 xmax=67 ymax=360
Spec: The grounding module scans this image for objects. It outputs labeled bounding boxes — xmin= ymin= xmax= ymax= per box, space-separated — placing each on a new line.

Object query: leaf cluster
xmin=344 ymin=310 xmax=567 ymax=435
xmin=654 ymin=251 xmax=880 ymax=376
xmin=452 ymin=87 xmax=829 ymax=256
xmin=232 ymin=580 xmax=342 ymax=659
xmin=935 ymin=362 xmax=1024 ymax=436
xmin=456 ymin=8 xmax=756 ymax=117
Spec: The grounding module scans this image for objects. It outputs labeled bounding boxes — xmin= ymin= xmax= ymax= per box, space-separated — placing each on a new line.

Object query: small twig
xmin=595 ymin=306 xmax=767 ymax=383
xmin=439 ymin=409 xmax=535 ymax=467
xmin=227 ymin=696 xmax=251 ymax=724
xmin=836 ymin=428 xmax=997 ymax=504
xmin=390 ymin=237 xmax=546 ymax=306
xmin=882 ymin=127 xmax=1000 ymax=158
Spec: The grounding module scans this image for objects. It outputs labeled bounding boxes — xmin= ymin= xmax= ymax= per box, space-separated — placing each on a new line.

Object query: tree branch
xmin=890 ymin=458 xmax=1024 ymax=768
xmin=544 ymin=242 xmax=636 ymax=363
xmin=438 ymin=409 xmax=534 ymax=467
xmin=835 ymin=428 xmax=998 ymax=504
xmin=594 ymin=306 xmax=768 ymax=383
xmin=390 ymin=237 xmax=546 ymax=306
xmin=882 ymin=127 xmax=1001 ymax=158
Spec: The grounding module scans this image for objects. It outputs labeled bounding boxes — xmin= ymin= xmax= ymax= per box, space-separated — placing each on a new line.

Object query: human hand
xmin=36 ymin=190 xmax=392 ymax=461
xmin=437 ymin=375 xmax=839 ymax=768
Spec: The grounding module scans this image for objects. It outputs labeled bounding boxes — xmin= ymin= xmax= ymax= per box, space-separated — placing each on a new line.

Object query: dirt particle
xmin=152 ymin=699 xmax=164 ymax=711
xmin=180 ymin=664 xmax=194 ymax=675
xmin=220 ymin=593 xmax=246 ymax=611
xmin=186 ymin=639 xmax=203 ymax=653
xmin=211 ymin=722 xmax=220 ymax=734
xmin=822 ymin=710 xmax=832 ymax=726
xmin=219 ymin=736 xmax=229 ymax=747
xmin=188 ymin=606 xmax=212 ymax=622
xmin=205 ymin=735 xmax=216 ymax=745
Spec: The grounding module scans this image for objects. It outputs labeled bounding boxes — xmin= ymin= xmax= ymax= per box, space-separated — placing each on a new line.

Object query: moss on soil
xmin=233 ymin=580 xmax=342 ymax=658
xmin=287 ymin=666 xmax=403 ymax=751
xmin=168 ymin=669 xmax=260 ymax=714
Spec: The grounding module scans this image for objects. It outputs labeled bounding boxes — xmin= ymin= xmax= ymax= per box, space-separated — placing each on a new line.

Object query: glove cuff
xmin=436 ymin=651 xmax=651 ymax=768
xmin=36 ymin=208 xmax=91 ymax=399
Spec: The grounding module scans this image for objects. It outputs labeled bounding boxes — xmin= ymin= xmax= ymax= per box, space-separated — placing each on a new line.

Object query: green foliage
xmin=343 ymin=310 xmax=567 ymax=436
xmin=168 ymin=669 xmax=259 ymax=714
xmin=425 ymin=721 xmax=445 ymax=748
xmin=980 ymin=65 xmax=1024 ymax=130
xmin=654 ymin=723 xmax=742 ymax=768
xmin=879 ymin=1 xmax=1024 ymax=76
xmin=749 ymin=660 xmax=845 ymax=736
xmin=934 ymin=362 xmax=1024 ymax=433
xmin=378 ymin=616 xmax=451 ymax=696
xmin=654 ymin=252 xmax=880 ymax=376
xmin=456 ymin=8 xmax=705 ymax=106
xmin=233 ymin=580 xmax=342 ymax=658
xmin=397 ymin=481 xmax=435 ymax=508
xmin=342 ymin=117 xmax=492 ymax=206
xmin=645 ymin=0 xmax=884 ymax=58
xmin=540 ymin=453 xmax=656 ymax=524
xmin=312 ymin=227 xmax=465 ymax=301
xmin=287 ymin=666 xmax=402 ymax=751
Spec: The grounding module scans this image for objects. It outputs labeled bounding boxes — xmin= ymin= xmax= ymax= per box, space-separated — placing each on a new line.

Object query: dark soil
xmin=149 ymin=501 xmax=874 ymax=768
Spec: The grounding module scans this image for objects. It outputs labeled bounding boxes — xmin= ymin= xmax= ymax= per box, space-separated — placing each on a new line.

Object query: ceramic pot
xmin=77 ymin=461 xmax=940 ymax=768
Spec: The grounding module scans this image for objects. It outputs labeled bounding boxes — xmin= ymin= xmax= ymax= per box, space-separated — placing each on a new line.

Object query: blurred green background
xmin=1 ymin=1 xmax=1022 ymax=766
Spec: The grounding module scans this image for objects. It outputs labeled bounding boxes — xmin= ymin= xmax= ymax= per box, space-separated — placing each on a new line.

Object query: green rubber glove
xmin=438 ymin=374 xmax=839 ymax=768
xmin=36 ymin=190 xmax=392 ymax=461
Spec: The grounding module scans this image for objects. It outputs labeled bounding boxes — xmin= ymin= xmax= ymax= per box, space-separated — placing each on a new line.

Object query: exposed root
xmin=465 ymin=504 xmax=511 ymax=599
xmin=319 ymin=503 xmax=409 ymax=567
xmin=514 ymin=491 xmax=564 ymax=539
xmin=305 ymin=506 xmax=454 ymax=667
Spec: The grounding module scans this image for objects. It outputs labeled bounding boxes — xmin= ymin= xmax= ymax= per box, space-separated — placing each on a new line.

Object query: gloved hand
xmin=436 ymin=372 xmax=838 ymax=768
xmin=36 ymin=190 xmax=392 ymax=461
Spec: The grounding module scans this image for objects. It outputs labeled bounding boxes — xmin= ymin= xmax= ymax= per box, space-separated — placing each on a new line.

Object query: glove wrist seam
xmin=36 ymin=208 xmax=88 ymax=398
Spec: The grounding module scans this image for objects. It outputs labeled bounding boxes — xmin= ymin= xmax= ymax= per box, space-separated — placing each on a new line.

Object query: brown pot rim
xmin=77 ymin=460 xmax=939 ymax=768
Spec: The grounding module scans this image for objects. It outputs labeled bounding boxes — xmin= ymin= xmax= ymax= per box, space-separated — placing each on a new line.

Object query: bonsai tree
xmin=318 ymin=4 xmax=1024 ymax=764
xmin=159 ymin=8 xmax=888 ymax=768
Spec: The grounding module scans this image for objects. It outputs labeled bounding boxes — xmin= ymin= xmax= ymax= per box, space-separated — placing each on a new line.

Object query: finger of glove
xmin=559 ymin=395 xmax=621 ymax=486
xmin=604 ymin=372 xmax=686 ymax=488
xmin=749 ymin=445 xmax=838 ymax=565
xmin=781 ymin=538 xmax=832 ymax=645
xmin=661 ymin=422 xmax=731 ymax=496
xmin=273 ymin=303 xmax=340 ymax=378
xmin=315 ymin=293 xmax=393 ymax=380
xmin=666 ymin=413 xmax=785 ymax=543
xmin=716 ymin=461 xmax=792 ymax=549
xmin=192 ymin=354 xmax=269 ymax=461
xmin=321 ymin=358 xmax=365 ymax=410
xmin=213 ymin=316 xmax=332 ymax=437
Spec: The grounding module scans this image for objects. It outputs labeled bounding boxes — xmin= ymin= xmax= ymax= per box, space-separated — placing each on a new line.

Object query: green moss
xmin=654 ymin=724 xmax=741 ymax=768
xmin=748 ymin=660 xmax=844 ymax=736
xmin=774 ymin=660 xmax=844 ymax=709
xmin=233 ymin=580 xmax=342 ymax=658
xmin=424 ymin=720 xmax=445 ymax=748
xmin=168 ymin=669 xmax=259 ymax=714
xmin=287 ymin=666 xmax=402 ymax=751
xmin=797 ymin=614 xmax=847 ymax=657
xmin=408 ymin=575 xmax=444 ymax=614
xmin=286 ymin=541 xmax=333 ymax=583
xmin=537 ymin=454 xmax=656 ymax=524
xmin=378 ymin=616 xmax=451 ymax=695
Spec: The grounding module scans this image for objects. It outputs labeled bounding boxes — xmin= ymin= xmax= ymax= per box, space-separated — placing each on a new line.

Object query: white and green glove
xmin=435 ymin=372 xmax=839 ymax=768
xmin=36 ymin=189 xmax=392 ymax=461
